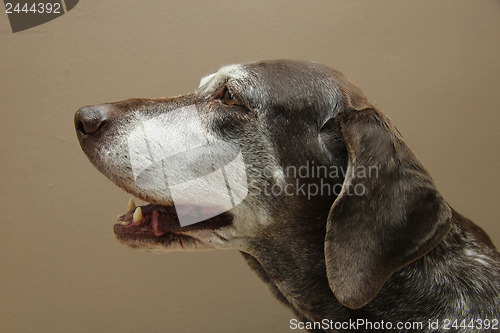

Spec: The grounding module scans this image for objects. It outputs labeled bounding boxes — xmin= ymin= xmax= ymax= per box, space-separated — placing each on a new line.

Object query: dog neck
xmin=241 ymin=211 xmax=500 ymax=331
xmin=241 ymin=213 xmax=352 ymax=325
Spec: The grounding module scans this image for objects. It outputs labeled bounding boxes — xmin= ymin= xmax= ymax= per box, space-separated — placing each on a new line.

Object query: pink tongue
xmin=151 ymin=210 xmax=168 ymax=237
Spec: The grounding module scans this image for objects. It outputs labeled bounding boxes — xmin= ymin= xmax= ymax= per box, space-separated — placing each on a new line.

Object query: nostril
xmin=76 ymin=120 xmax=86 ymax=134
xmin=74 ymin=105 xmax=110 ymax=135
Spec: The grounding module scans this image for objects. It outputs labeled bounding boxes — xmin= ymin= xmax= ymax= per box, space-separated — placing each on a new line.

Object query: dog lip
xmin=114 ymin=203 xmax=234 ymax=238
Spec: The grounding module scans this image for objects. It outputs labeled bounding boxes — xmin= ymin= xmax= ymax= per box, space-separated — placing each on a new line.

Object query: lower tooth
xmin=120 ymin=221 xmax=129 ymax=225
xmin=133 ymin=207 xmax=143 ymax=223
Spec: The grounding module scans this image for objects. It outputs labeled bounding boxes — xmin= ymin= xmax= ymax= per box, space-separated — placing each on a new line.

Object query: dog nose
xmin=75 ymin=104 xmax=112 ymax=135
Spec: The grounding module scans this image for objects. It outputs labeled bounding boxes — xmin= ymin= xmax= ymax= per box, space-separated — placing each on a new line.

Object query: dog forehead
xmin=198 ymin=64 xmax=248 ymax=89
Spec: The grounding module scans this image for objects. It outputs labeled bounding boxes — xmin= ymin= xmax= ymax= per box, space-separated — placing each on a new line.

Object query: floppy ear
xmin=324 ymin=105 xmax=452 ymax=309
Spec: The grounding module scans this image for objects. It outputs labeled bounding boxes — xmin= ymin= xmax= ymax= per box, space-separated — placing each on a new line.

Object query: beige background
xmin=1 ymin=1 xmax=499 ymax=332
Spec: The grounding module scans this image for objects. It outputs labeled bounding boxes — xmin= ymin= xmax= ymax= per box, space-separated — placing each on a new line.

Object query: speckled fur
xmin=76 ymin=60 xmax=499 ymax=332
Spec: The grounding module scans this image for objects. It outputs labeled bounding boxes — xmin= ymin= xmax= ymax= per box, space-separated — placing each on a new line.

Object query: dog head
xmin=75 ymin=59 xmax=451 ymax=308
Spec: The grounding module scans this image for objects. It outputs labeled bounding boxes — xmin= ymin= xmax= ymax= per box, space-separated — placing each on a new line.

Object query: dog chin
xmin=114 ymin=231 xmax=213 ymax=253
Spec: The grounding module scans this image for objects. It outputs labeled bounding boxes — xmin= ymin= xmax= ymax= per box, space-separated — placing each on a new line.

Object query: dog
xmin=75 ymin=60 xmax=499 ymax=332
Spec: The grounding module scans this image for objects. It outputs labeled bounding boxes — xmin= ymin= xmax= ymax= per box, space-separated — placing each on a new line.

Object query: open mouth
xmin=114 ymin=199 xmax=234 ymax=242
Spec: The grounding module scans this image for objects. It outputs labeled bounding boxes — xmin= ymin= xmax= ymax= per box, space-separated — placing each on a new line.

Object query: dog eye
xmin=222 ymin=89 xmax=238 ymax=106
